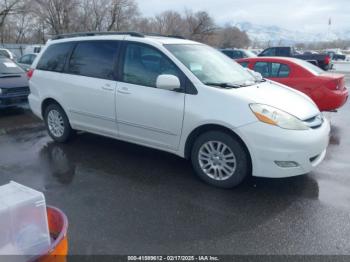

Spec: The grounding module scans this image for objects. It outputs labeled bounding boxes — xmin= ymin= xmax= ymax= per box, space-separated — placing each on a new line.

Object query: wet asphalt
xmin=0 ymin=66 xmax=350 ymax=256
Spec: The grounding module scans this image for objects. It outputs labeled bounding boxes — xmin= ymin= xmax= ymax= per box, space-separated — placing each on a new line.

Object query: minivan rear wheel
xmin=191 ymin=131 xmax=250 ymax=188
xmin=44 ymin=104 xmax=74 ymax=143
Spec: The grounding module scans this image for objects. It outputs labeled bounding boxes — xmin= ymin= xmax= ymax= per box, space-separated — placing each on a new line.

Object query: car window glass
xmin=239 ymin=62 xmax=249 ymax=68
xmin=222 ymin=50 xmax=232 ymax=58
xmin=254 ymin=62 xmax=270 ymax=77
xmin=37 ymin=43 xmax=73 ymax=72
xmin=271 ymin=63 xmax=280 ymax=77
xmin=278 ymin=48 xmax=290 ymax=56
xmin=232 ymin=51 xmax=241 ymax=59
xmin=261 ymin=48 xmax=275 ymax=56
xmin=279 ymin=64 xmax=290 ymax=77
xmin=0 ymin=59 xmax=24 ymax=74
xmin=68 ymin=41 xmax=119 ymax=80
xmin=123 ymin=43 xmax=181 ymax=88
xmin=20 ymin=55 xmax=31 ymax=64
xmin=0 ymin=50 xmax=10 ymax=59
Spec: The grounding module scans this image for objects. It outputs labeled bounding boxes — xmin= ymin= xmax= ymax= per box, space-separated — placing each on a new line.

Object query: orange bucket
xmin=31 ymin=206 xmax=69 ymax=262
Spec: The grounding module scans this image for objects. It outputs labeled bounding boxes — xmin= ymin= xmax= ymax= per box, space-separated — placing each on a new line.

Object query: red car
xmin=236 ymin=57 xmax=348 ymax=111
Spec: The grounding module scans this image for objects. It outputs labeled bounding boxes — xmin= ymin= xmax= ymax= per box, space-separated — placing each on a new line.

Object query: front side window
xmin=122 ymin=43 xmax=181 ymax=88
xmin=68 ymin=41 xmax=119 ymax=80
xmin=254 ymin=62 xmax=270 ymax=77
xmin=239 ymin=62 xmax=249 ymax=68
xmin=231 ymin=51 xmax=242 ymax=59
xmin=37 ymin=43 xmax=73 ymax=72
xmin=261 ymin=48 xmax=276 ymax=56
xmin=165 ymin=44 xmax=255 ymax=86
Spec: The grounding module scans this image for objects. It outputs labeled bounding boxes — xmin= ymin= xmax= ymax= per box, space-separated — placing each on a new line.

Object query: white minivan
xmin=28 ymin=32 xmax=330 ymax=188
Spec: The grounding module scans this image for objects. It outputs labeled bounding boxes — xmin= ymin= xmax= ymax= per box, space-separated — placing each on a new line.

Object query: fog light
xmin=274 ymin=161 xmax=299 ymax=168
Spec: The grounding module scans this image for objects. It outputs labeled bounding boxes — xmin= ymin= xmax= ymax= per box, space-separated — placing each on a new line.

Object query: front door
xmin=116 ymin=42 xmax=185 ymax=150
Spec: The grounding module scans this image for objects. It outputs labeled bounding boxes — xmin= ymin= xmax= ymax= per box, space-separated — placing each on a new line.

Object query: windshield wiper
xmin=204 ymin=82 xmax=242 ymax=89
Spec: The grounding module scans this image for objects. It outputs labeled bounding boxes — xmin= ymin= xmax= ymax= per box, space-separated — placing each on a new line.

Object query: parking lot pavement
xmin=0 ymin=75 xmax=350 ymax=256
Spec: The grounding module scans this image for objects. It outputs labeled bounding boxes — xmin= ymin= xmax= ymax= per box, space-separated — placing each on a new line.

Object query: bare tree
xmin=216 ymin=24 xmax=251 ymax=48
xmin=33 ymin=0 xmax=80 ymax=34
xmin=105 ymin=0 xmax=139 ymax=31
xmin=184 ymin=10 xmax=216 ymax=42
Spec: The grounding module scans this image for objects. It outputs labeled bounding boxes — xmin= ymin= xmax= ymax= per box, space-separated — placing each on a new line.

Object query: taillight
xmin=27 ymin=69 xmax=34 ymax=79
xmin=324 ymin=56 xmax=331 ymax=65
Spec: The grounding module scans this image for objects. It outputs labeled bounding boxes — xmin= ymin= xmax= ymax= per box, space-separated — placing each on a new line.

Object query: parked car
xmin=0 ymin=48 xmax=16 ymax=60
xmin=0 ymin=57 xmax=30 ymax=108
xmin=259 ymin=46 xmax=333 ymax=71
xmin=24 ymin=45 xmax=44 ymax=55
xmin=220 ymin=48 xmax=257 ymax=60
xmin=17 ymin=53 xmax=37 ymax=71
xmin=237 ymin=57 xmax=348 ymax=111
xmin=28 ymin=32 xmax=330 ymax=188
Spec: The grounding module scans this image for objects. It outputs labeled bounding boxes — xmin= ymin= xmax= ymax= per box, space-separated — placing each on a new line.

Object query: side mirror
xmin=156 ymin=74 xmax=181 ymax=91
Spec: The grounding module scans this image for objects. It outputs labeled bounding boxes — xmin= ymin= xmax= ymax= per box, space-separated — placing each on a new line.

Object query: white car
xmin=0 ymin=48 xmax=16 ymax=60
xmin=28 ymin=32 xmax=330 ymax=188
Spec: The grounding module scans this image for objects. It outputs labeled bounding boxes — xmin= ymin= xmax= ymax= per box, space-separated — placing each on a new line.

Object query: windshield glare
xmin=165 ymin=44 xmax=255 ymax=86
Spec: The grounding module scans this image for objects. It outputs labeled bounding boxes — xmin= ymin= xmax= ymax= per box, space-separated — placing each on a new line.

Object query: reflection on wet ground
xmin=0 ymin=77 xmax=350 ymax=255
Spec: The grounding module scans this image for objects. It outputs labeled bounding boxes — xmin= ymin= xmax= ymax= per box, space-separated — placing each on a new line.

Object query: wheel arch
xmin=184 ymin=124 xmax=252 ymax=171
xmin=41 ymin=97 xmax=64 ymax=118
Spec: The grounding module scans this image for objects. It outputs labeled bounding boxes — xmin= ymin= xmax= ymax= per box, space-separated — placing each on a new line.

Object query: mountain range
xmin=234 ymin=22 xmax=350 ymax=44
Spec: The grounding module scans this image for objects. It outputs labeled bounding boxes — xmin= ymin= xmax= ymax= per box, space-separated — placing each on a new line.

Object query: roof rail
xmin=145 ymin=33 xmax=186 ymax=39
xmin=52 ymin=31 xmax=144 ymax=40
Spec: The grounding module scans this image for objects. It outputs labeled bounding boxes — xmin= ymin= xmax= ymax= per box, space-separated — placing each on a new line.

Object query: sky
xmin=136 ymin=0 xmax=349 ymax=33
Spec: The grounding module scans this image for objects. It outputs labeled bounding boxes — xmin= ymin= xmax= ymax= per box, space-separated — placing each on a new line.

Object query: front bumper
xmin=0 ymin=95 xmax=28 ymax=108
xmin=236 ymin=119 xmax=330 ymax=178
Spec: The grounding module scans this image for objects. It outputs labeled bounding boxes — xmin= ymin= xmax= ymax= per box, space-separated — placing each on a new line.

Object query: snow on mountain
xmin=234 ymin=22 xmax=350 ymax=44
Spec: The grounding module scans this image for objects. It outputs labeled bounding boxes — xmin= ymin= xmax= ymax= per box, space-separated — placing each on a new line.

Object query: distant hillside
xmin=234 ymin=22 xmax=350 ymax=45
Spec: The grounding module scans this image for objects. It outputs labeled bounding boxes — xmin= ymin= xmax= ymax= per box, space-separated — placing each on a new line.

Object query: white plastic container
xmin=0 ymin=181 xmax=50 ymax=258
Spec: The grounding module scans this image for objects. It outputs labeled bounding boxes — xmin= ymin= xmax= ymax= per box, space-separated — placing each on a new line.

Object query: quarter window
xmin=37 ymin=43 xmax=73 ymax=72
xmin=122 ymin=43 xmax=181 ymax=88
xmin=68 ymin=41 xmax=119 ymax=80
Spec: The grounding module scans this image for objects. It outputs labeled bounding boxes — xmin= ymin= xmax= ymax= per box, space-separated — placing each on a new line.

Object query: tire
xmin=191 ymin=131 xmax=250 ymax=188
xmin=44 ymin=103 xmax=74 ymax=143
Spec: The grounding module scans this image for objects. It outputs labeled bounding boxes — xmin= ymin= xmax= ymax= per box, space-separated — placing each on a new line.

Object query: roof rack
xmin=52 ymin=31 xmax=145 ymax=40
xmin=145 ymin=33 xmax=186 ymax=39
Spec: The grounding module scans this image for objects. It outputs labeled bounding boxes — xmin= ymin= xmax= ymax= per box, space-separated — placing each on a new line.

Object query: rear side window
xmin=68 ymin=41 xmax=119 ymax=80
xmin=37 ymin=43 xmax=73 ymax=72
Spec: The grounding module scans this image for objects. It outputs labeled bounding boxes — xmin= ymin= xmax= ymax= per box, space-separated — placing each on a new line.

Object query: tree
xmin=216 ymin=24 xmax=251 ymax=48
xmin=184 ymin=10 xmax=216 ymax=42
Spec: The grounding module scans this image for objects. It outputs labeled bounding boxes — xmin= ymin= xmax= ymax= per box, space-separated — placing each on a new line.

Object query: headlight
xmin=0 ymin=88 xmax=2 ymax=95
xmin=250 ymin=104 xmax=309 ymax=130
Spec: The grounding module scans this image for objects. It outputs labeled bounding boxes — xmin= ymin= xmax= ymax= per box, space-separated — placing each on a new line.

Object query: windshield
xmin=293 ymin=59 xmax=324 ymax=75
xmin=165 ymin=44 xmax=255 ymax=86
xmin=0 ymin=59 xmax=24 ymax=75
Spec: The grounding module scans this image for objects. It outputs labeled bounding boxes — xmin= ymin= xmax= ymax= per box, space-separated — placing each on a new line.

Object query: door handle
xmin=101 ymin=86 xmax=114 ymax=91
xmin=118 ymin=87 xmax=131 ymax=95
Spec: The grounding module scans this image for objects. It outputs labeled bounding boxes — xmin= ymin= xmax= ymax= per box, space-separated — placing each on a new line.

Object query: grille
xmin=2 ymin=86 xmax=30 ymax=95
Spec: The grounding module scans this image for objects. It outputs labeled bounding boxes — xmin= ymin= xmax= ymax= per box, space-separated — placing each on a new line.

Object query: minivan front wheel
xmin=191 ymin=131 xmax=250 ymax=188
xmin=44 ymin=104 xmax=73 ymax=143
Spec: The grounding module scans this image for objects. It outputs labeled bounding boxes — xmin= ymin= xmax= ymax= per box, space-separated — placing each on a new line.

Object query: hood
xmin=234 ymin=80 xmax=319 ymax=120
xmin=0 ymin=73 xmax=28 ymax=89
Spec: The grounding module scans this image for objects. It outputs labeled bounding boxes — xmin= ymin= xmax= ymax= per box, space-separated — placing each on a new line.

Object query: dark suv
xmin=0 ymin=57 xmax=30 ymax=108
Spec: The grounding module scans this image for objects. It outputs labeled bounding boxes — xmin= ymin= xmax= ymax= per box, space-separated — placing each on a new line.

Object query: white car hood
xmin=235 ymin=80 xmax=320 ymax=120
